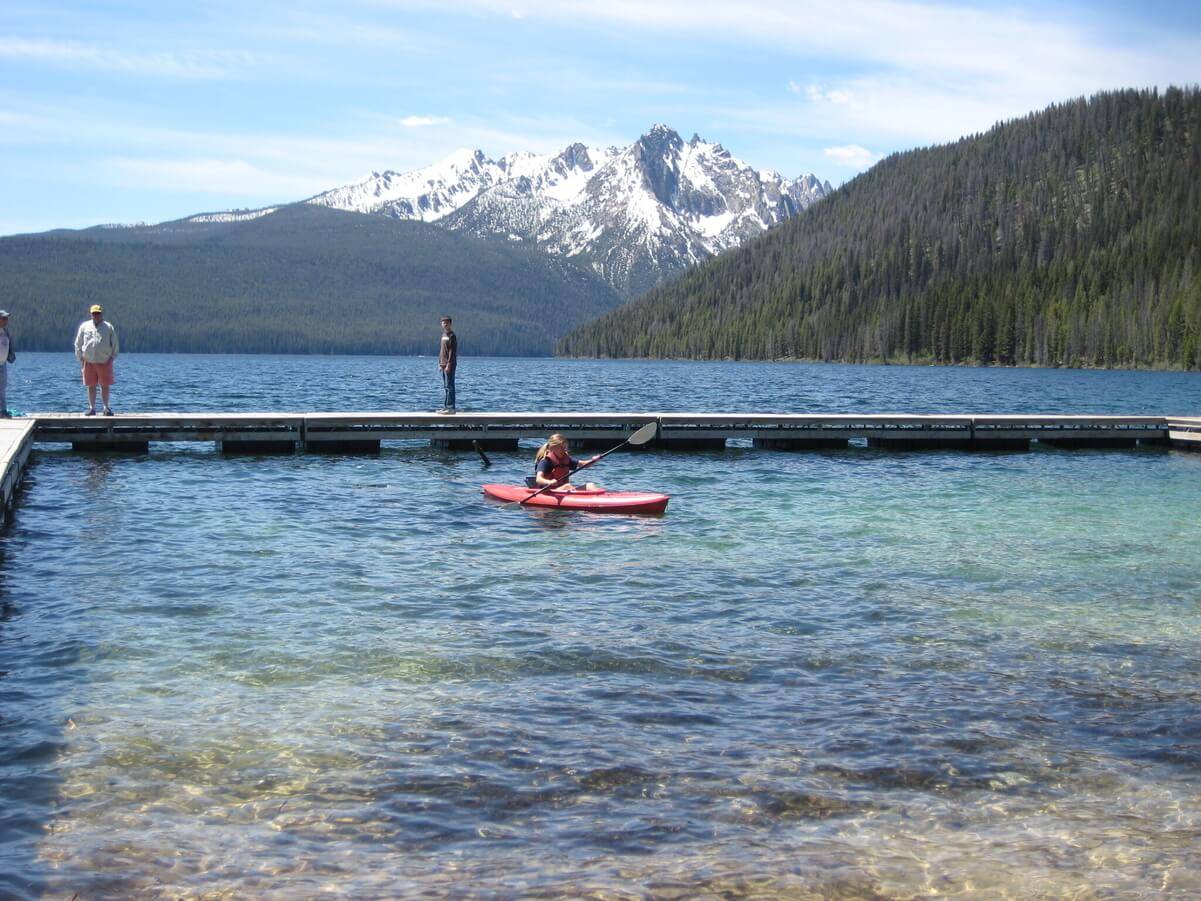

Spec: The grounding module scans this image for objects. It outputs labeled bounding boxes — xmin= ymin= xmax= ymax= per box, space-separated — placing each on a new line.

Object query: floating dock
xmin=2 ymin=412 xmax=1198 ymax=519
xmin=20 ymin=411 xmax=1201 ymax=453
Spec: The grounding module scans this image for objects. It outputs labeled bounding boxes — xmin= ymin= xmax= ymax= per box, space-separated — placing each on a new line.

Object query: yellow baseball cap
xmin=90 ymin=304 xmax=104 ymax=313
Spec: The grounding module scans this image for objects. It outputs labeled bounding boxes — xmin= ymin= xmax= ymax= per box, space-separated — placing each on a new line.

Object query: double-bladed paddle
xmin=516 ymin=421 xmax=658 ymax=506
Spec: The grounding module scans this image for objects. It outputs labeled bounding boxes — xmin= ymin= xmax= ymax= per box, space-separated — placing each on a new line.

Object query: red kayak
xmin=482 ymin=484 xmax=669 ymax=515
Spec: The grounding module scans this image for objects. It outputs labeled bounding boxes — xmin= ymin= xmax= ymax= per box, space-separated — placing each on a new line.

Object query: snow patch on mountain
xmin=188 ymin=208 xmax=277 ymax=224
xmin=306 ymin=150 xmax=508 ymax=222
xmin=307 ymin=125 xmax=832 ymax=296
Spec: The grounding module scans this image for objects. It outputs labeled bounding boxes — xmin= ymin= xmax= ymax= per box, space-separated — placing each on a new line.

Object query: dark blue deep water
xmin=1 ymin=353 xmax=1200 ymax=897
xmin=5 ymin=352 xmax=1201 ymax=415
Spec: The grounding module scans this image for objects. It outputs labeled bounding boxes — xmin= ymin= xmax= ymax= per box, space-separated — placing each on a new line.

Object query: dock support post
xmin=654 ymin=438 xmax=727 ymax=450
xmin=304 ymin=439 xmax=381 ymax=454
xmin=753 ymin=438 xmax=848 ymax=450
xmin=71 ymin=441 xmax=149 ymax=453
xmin=1039 ymin=437 xmax=1139 ymax=449
xmin=431 ymin=438 xmax=518 ymax=451
xmin=220 ymin=440 xmax=298 ymax=455
xmin=867 ymin=437 xmax=975 ymax=451
xmin=576 ymin=438 xmax=650 ymax=451
xmin=968 ymin=438 xmax=1030 ymax=451
xmin=867 ymin=437 xmax=1031 ymax=451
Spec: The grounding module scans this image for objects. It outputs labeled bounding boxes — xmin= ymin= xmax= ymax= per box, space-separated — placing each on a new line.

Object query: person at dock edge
xmin=74 ymin=304 xmax=118 ymax=416
xmin=437 ymin=315 xmax=457 ymax=414
xmin=0 ymin=310 xmax=14 ymax=418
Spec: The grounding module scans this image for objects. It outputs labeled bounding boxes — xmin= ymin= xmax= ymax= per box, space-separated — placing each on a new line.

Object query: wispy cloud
xmin=806 ymin=84 xmax=852 ymax=105
xmin=415 ymin=0 xmax=1200 ymax=143
xmin=101 ymin=157 xmax=323 ymax=198
xmin=254 ymin=10 xmax=435 ymax=49
xmin=0 ymin=35 xmax=264 ymax=79
xmin=399 ymin=115 xmax=450 ymax=127
xmin=0 ymin=99 xmax=624 ymax=209
xmin=433 ymin=0 xmax=1197 ymax=80
xmin=823 ymin=144 xmax=880 ymax=170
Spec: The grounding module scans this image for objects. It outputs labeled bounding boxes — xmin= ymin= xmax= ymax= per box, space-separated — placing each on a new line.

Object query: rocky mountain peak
xmin=637 ymin=124 xmax=685 ymax=157
xmin=556 ymin=142 xmax=594 ymax=171
xmin=306 ymin=124 xmax=833 ymax=297
xmin=628 ymin=126 xmax=688 ymax=207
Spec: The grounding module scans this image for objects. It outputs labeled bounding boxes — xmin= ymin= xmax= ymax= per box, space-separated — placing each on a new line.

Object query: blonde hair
xmin=535 ymin=433 xmax=568 ymax=463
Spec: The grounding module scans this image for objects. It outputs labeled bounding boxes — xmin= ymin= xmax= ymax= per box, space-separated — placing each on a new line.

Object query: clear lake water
xmin=1 ymin=353 xmax=1199 ymax=896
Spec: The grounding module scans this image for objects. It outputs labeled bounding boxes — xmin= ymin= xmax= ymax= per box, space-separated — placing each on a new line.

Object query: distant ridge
xmin=0 ymin=204 xmax=621 ymax=356
xmin=559 ymin=88 xmax=1201 ymax=371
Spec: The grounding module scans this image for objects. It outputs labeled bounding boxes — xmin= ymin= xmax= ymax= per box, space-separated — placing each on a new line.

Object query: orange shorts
xmin=82 ymin=361 xmax=115 ymax=387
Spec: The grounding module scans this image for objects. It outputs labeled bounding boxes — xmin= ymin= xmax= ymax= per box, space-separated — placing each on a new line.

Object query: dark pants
xmin=442 ymin=369 xmax=456 ymax=409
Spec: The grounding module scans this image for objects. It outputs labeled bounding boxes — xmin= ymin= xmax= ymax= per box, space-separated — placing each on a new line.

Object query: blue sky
xmin=2 ymin=0 xmax=1198 ymax=236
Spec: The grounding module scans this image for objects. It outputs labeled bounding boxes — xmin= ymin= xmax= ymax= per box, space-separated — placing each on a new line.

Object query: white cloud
xmin=806 ymin=84 xmax=852 ymax=105
xmin=823 ymin=144 xmax=881 ymax=170
xmin=0 ymin=103 xmax=415 ymax=174
xmin=436 ymin=0 xmax=1197 ymax=82
xmin=399 ymin=115 xmax=450 ymax=127
xmin=413 ymin=0 xmax=1200 ymax=145
xmin=253 ymin=11 xmax=438 ymax=52
xmin=0 ymin=36 xmax=262 ymax=79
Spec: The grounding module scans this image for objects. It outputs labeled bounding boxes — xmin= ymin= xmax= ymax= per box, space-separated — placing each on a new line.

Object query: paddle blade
xmin=626 ymin=421 xmax=658 ymax=446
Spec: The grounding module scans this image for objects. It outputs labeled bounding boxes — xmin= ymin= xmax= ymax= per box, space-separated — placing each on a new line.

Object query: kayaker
xmin=534 ymin=434 xmax=600 ymax=492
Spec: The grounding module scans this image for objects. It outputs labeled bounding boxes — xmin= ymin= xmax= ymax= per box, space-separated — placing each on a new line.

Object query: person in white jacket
xmin=74 ymin=304 xmax=119 ymax=415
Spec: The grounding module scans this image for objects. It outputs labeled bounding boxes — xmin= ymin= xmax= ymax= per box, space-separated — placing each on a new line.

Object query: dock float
xmin=0 ymin=418 xmax=36 ymax=520
xmin=21 ymin=412 xmax=1201 ymax=454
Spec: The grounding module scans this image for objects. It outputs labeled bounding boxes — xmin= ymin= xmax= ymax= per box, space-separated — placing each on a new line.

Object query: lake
xmin=1 ymin=353 xmax=1200 ymax=897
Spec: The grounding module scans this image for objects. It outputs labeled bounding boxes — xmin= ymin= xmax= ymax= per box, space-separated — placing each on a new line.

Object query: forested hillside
xmin=559 ymin=88 xmax=1201 ymax=369
xmin=0 ymin=204 xmax=621 ymax=356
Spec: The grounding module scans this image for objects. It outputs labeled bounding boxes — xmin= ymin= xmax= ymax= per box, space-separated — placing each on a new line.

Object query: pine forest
xmin=559 ymin=88 xmax=1201 ymax=370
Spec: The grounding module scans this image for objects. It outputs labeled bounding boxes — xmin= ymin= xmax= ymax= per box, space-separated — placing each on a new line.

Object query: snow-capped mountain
xmin=307 ymin=149 xmax=509 ymax=222
xmin=306 ymin=143 xmax=619 ymax=222
xmin=308 ymin=125 xmax=831 ymax=296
